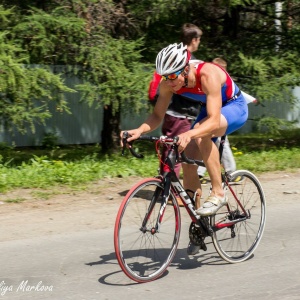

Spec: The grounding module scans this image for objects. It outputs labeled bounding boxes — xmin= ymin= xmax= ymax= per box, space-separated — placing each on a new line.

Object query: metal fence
xmin=1 ymin=71 xmax=299 ymax=147
xmin=0 ymin=69 xmax=104 ymax=147
xmin=239 ymin=86 xmax=300 ymax=134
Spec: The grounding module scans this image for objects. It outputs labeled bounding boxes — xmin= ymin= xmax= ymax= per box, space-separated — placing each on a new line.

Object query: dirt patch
xmin=0 ymin=171 xmax=299 ymax=241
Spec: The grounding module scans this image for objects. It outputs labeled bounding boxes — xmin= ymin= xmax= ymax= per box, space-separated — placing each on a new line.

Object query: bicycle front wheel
xmin=114 ymin=178 xmax=181 ymax=283
xmin=211 ymin=170 xmax=266 ymax=263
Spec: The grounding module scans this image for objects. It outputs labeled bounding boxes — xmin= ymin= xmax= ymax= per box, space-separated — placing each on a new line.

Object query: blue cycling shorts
xmin=192 ymin=95 xmax=248 ymax=135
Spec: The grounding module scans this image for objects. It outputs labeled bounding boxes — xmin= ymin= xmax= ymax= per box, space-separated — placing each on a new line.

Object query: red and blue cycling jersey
xmin=175 ymin=62 xmax=248 ymax=135
xmin=175 ymin=62 xmax=240 ymax=104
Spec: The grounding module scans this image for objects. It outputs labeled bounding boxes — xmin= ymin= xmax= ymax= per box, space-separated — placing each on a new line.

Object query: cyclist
xmin=149 ymin=23 xmax=203 ymax=207
xmin=121 ymin=43 xmax=248 ymax=253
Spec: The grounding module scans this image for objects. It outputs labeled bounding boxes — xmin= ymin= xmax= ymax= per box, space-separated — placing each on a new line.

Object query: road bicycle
xmin=114 ymin=133 xmax=266 ymax=283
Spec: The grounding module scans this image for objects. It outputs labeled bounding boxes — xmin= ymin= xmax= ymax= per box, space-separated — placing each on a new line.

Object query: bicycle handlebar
xmin=180 ymin=151 xmax=197 ymax=165
xmin=122 ymin=132 xmax=204 ymax=167
xmin=122 ymin=132 xmax=145 ymax=158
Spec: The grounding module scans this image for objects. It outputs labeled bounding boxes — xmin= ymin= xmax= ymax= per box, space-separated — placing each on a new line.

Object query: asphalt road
xmin=1 ymin=174 xmax=300 ymax=300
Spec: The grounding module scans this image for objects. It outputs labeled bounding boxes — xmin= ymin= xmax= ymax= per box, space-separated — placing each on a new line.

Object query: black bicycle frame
xmin=155 ymin=144 xmax=211 ymax=236
xmin=125 ymin=133 xmax=249 ymax=236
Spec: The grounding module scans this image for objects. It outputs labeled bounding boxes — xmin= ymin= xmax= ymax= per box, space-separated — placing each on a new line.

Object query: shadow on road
xmin=85 ymin=244 xmax=232 ymax=286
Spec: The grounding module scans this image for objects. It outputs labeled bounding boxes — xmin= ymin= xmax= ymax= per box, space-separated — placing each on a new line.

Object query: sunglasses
xmin=161 ymin=69 xmax=184 ymax=81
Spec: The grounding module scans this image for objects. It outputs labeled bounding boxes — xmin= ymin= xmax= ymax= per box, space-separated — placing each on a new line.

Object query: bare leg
xmin=182 ymin=139 xmax=202 ymax=209
xmin=193 ymin=115 xmax=228 ymax=216
xmin=182 ymin=164 xmax=201 ymax=209
xmin=198 ymin=137 xmax=224 ymax=199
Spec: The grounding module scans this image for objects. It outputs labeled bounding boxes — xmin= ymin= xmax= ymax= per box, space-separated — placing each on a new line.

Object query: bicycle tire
xmin=211 ymin=170 xmax=266 ymax=263
xmin=114 ymin=178 xmax=181 ymax=282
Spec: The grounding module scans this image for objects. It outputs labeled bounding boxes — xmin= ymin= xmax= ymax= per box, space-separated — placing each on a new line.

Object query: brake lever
xmin=121 ymin=132 xmax=144 ymax=159
xmin=122 ymin=132 xmax=129 ymax=156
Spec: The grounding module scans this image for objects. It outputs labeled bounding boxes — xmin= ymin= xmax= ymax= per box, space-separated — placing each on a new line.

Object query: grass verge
xmin=0 ymin=131 xmax=299 ymax=193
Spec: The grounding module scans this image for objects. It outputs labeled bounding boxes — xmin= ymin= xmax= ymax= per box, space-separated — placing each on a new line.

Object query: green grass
xmin=4 ymin=197 xmax=26 ymax=203
xmin=233 ymin=147 xmax=300 ymax=172
xmin=0 ymin=131 xmax=299 ymax=193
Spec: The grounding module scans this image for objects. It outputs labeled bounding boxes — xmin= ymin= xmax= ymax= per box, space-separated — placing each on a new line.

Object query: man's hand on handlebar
xmin=176 ymin=132 xmax=192 ymax=153
xmin=120 ymin=129 xmax=143 ymax=147
xmin=120 ymin=130 xmax=145 ymax=158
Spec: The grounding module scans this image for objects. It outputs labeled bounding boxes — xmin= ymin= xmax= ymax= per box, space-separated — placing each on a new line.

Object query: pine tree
xmin=0 ymin=6 xmax=73 ymax=134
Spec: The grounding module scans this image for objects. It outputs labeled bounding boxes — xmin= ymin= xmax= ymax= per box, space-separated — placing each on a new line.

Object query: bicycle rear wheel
xmin=211 ymin=170 xmax=266 ymax=263
xmin=114 ymin=178 xmax=181 ymax=283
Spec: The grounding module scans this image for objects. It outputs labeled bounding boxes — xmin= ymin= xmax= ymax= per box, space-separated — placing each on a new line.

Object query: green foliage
xmin=0 ymin=4 xmax=14 ymax=24
xmin=4 ymin=197 xmax=25 ymax=203
xmin=0 ymin=57 xmax=74 ymax=133
xmin=234 ymin=147 xmax=300 ymax=172
xmin=0 ymin=132 xmax=300 ymax=193
xmin=128 ymin=0 xmax=300 ymax=110
xmin=41 ymin=131 xmax=60 ymax=149
xmin=76 ymin=35 xmax=152 ymax=115
xmin=0 ymin=142 xmax=12 ymax=150
xmin=5 ymin=2 xmax=152 ymax=120
xmin=233 ymin=52 xmax=300 ymax=106
xmin=0 ymin=6 xmax=75 ymax=134
xmin=1 ymin=0 xmax=300 ymax=143
xmin=254 ymin=117 xmax=297 ymax=135
xmin=12 ymin=7 xmax=87 ymax=64
xmin=0 ymin=151 xmax=159 ymax=192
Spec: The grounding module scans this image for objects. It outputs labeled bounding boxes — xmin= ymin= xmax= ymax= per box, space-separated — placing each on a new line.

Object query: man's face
xmin=163 ymin=69 xmax=187 ymax=92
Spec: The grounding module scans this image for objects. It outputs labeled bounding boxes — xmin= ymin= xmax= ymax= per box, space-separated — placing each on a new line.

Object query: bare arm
xmin=139 ymin=82 xmax=172 ymax=132
xmin=194 ymin=63 xmax=223 ymax=137
xmin=121 ymin=81 xmax=173 ymax=143
xmin=177 ymin=64 xmax=226 ymax=148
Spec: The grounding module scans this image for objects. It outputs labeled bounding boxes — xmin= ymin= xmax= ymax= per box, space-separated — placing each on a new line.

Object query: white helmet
xmin=155 ymin=43 xmax=190 ymax=75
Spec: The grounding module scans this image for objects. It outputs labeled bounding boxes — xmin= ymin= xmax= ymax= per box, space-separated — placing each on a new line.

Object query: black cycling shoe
xmin=187 ymin=241 xmax=200 ymax=256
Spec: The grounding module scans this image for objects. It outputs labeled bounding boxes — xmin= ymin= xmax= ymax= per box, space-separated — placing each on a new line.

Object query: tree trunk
xmin=223 ymin=6 xmax=241 ymax=39
xmin=101 ymin=105 xmax=121 ymax=153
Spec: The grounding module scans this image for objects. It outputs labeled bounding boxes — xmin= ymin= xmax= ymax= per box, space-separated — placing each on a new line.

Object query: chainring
xmin=188 ymin=222 xmax=207 ymax=250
